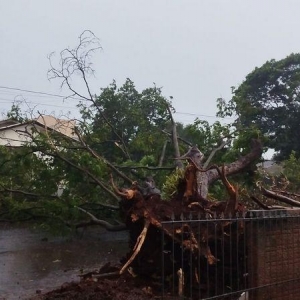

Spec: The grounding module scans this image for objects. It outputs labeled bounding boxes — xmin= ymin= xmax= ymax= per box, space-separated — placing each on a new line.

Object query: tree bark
xmin=196 ymin=139 xmax=263 ymax=198
xmin=166 ymin=104 xmax=183 ymax=169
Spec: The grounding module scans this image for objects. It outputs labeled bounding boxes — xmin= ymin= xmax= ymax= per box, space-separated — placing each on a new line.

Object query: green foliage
xmin=6 ymin=103 xmax=28 ymax=123
xmin=0 ymin=79 xmax=177 ymax=232
xmin=90 ymin=79 xmax=171 ymax=164
xmin=0 ymin=75 xmax=265 ymax=233
xmin=221 ymin=53 xmax=300 ymax=161
xmin=161 ymin=168 xmax=185 ymax=200
xmin=282 ymin=152 xmax=300 ymax=192
xmin=0 ymin=123 xmax=116 ymax=230
xmin=178 ymin=119 xmax=234 ymax=163
xmin=0 ymin=31 xmax=269 ymax=233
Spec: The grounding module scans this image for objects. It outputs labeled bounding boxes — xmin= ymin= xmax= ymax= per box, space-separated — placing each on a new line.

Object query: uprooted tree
xmin=2 ymin=31 xmax=300 ymax=229
xmin=96 ymin=140 xmax=300 ymax=299
xmin=0 ymin=105 xmax=274 ymax=299
xmin=3 ymin=30 xmax=300 ymax=299
xmin=0 ymin=30 xmax=251 ymax=229
xmin=1 ymin=31 xmax=299 ymax=230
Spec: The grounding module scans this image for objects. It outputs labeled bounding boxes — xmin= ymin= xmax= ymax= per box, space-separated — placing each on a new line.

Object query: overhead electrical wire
xmin=0 ymin=85 xmax=234 ymax=120
xmin=0 ymin=85 xmax=80 ymax=100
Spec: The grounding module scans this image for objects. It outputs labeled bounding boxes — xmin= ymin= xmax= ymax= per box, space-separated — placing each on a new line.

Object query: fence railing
xmin=161 ymin=210 xmax=300 ymax=300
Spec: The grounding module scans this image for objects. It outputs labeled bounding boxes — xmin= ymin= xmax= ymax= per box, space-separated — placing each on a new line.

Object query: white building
xmin=0 ymin=115 xmax=77 ymax=147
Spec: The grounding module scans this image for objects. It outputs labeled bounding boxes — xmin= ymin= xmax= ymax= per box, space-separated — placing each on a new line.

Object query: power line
xmin=0 ymin=86 xmax=81 ymax=100
xmin=0 ymin=85 xmax=234 ymax=120
xmin=0 ymin=97 xmax=79 ymax=109
xmin=174 ymin=111 xmax=234 ymax=120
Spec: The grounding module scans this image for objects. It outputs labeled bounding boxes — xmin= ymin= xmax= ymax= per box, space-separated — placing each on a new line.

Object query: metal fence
xmin=161 ymin=210 xmax=300 ymax=300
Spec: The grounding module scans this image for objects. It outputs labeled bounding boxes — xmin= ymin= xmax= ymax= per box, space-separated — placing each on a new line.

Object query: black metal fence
xmin=161 ymin=210 xmax=300 ymax=300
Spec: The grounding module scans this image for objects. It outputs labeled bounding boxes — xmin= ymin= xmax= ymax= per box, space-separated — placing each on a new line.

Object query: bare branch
xmin=42 ymin=149 xmax=120 ymax=201
xmin=213 ymin=165 xmax=238 ymax=216
xmin=79 ymin=202 xmax=119 ymax=211
xmin=47 ymin=30 xmax=131 ymax=158
xmin=166 ymin=103 xmax=183 ymax=169
xmin=74 ymin=127 xmax=133 ymax=184
xmin=76 ymin=206 xmax=126 ymax=231
xmin=203 ymin=140 xmax=229 ymax=168
xmin=116 ymin=165 xmax=174 ymax=171
xmin=0 ymin=185 xmax=58 ymax=199
xmin=161 ymin=129 xmax=192 ymax=146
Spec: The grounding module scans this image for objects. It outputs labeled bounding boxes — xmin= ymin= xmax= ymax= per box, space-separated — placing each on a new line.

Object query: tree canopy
xmin=220 ymin=53 xmax=300 ymax=161
xmin=87 ymin=78 xmax=172 ymax=164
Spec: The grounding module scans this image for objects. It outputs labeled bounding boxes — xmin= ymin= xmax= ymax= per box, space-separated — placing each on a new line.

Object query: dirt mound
xmin=30 ymin=264 xmax=164 ymax=300
xmin=30 ymin=274 xmax=165 ymax=300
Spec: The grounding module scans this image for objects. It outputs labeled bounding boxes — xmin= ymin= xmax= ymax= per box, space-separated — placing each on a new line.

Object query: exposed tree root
xmin=119 ymin=219 xmax=150 ymax=274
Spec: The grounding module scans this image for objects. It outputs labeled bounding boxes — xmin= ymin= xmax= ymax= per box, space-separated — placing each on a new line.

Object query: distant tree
xmin=218 ymin=53 xmax=300 ymax=161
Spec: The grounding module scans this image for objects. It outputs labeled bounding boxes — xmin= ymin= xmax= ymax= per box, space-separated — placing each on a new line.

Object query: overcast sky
xmin=1 ymin=0 xmax=300 ymax=125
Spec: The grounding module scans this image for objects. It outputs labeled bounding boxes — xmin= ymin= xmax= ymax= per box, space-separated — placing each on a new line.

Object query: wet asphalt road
xmin=0 ymin=224 xmax=128 ymax=300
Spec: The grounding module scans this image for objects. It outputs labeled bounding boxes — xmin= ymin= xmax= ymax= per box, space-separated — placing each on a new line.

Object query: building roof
xmin=0 ymin=115 xmax=77 ymax=139
xmin=35 ymin=115 xmax=76 ymax=138
xmin=0 ymin=119 xmax=20 ymax=128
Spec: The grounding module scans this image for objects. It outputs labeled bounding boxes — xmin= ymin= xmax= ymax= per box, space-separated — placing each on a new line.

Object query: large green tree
xmin=219 ymin=53 xmax=300 ymax=161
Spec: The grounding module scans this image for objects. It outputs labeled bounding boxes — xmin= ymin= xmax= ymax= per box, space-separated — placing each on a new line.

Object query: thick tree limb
xmin=161 ymin=129 xmax=192 ymax=146
xmin=207 ymin=139 xmax=263 ymax=185
xmin=159 ymin=140 xmax=169 ymax=167
xmin=251 ymin=196 xmax=288 ymax=210
xmin=251 ymin=196 xmax=270 ymax=210
xmin=261 ymin=187 xmax=300 ymax=207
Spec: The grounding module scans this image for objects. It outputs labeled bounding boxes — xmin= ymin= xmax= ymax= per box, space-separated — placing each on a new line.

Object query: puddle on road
xmin=0 ymin=224 xmax=128 ymax=300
